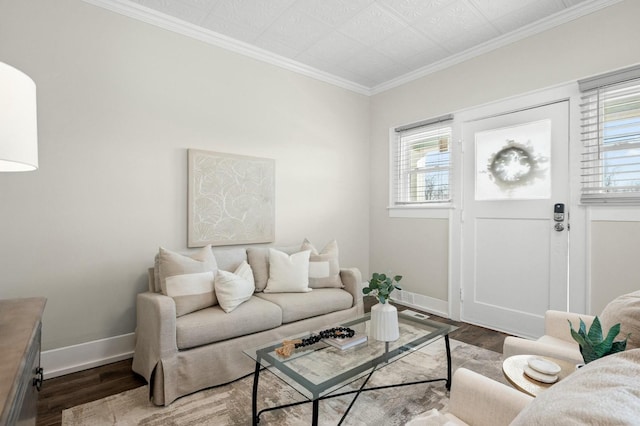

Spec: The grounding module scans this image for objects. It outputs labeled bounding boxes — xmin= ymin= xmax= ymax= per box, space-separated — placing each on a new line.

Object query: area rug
xmin=62 ymin=339 xmax=507 ymax=425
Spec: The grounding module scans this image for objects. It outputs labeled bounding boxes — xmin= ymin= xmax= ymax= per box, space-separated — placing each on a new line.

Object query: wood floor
xmin=36 ymin=298 xmax=510 ymax=426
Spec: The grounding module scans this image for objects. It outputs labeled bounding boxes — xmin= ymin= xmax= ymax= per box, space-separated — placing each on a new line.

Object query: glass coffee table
xmin=243 ymin=311 xmax=457 ymax=425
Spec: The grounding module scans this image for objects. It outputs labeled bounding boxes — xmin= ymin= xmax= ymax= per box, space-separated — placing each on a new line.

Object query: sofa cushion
xmin=246 ymin=246 xmax=299 ymax=292
xmin=164 ymin=271 xmax=216 ymax=317
xmin=256 ymin=288 xmax=353 ymax=323
xmin=175 ymin=296 xmax=282 ymax=350
xmin=301 ymin=238 xmax=344 ymax=289
xmin=214 ymin=261 xmax=255 ymax=313
xmin=511 ymin=348 xmax=640 ymax=425
xmin=600 ymin=289 xmax=640 ymax=350
xmin=263 ymin=249 xmax=312 ymax=293
xmin=156 ymin=245 xmax=218 ymax=298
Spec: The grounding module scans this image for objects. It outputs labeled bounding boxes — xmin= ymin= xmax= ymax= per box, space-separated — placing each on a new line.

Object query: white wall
xmin=370 ymin=0 xmax=640 ymax=314
xmin=0 ymin=0 xmax=370 ymax=351
xmin=2 ymin=0 xmax=639 ymax=367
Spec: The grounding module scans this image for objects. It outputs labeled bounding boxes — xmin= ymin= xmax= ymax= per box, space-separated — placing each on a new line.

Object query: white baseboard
xmin=390 ymin=290 xmax=449 ymax=318
xmin=41 ymin=333 xmax=135 ymax=379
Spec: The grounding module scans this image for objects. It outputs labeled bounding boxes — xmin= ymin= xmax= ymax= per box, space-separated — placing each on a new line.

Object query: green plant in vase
xmin=363 ymin=272 xmax=402 ymax=304
xmin=569 ymin=316 xmax=629 ymax=364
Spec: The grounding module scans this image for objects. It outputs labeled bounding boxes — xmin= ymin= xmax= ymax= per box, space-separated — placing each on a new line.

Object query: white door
xmin=461 ymin=100 xmax=569 ymax=338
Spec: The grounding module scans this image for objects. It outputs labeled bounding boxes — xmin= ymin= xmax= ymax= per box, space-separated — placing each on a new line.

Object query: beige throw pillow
xmin=164 ymin=271 xmax=215 ymax=317
xmin=156 ymin=245 xmax=218 ymax=315
xmin=301 ymin=238 xmax=343 ymax=289
xmin=215 ymin=261 xmax=255 ymax=313
xmin=263 ymin=249 xmax=312 ymax=293
xmin=600 ymin=289 xmax=640 ymax=350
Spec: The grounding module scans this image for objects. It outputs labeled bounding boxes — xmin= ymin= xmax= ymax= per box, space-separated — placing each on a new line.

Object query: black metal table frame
xmin=251 ymin=334 xmax=452 ymax=426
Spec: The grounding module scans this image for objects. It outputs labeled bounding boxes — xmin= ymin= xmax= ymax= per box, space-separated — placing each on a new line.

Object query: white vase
xmin=370 ymin=302 xmax=400 ymax=342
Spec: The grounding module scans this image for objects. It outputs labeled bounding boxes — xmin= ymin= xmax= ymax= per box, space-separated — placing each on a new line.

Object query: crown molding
xmin=83 ymin=0 xmax=622 ymax=97
xmin=370 ymin=0 xmax=625 ymax=95
xmin=81 ymin=0 xmax=372 ymax=95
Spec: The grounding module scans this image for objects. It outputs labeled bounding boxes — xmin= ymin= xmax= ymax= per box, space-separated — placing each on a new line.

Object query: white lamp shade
xmin=0 ymin=61 xmax=38 ymax=171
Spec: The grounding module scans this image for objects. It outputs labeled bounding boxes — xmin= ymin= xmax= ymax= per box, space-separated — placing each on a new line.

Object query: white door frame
xmin=448 ymin=82 xmax=587 ymax=323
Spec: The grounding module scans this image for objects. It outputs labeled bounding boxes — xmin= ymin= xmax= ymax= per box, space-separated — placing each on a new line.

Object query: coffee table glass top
xmin=243 ymin=312 xmax=457 ymax=400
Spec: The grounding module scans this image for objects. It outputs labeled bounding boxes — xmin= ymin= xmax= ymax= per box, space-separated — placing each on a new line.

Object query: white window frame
xmin=388 ymin=115 xmax=454 ymax=218
xmin=579 ymin=65 xmax=640 ymax=204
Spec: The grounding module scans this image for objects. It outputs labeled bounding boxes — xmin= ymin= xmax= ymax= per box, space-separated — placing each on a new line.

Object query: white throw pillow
xmin=214 ymin=261 xmax=255 ymax=313
xmin=263 ymin=249 xmax=312 ymax=293
xmin=164 ymin=271 xmax=215 ymax=317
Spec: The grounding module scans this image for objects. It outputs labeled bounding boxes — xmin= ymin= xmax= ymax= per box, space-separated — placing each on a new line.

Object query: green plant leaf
xmin=569 ymin=320 xmax=587 ymax=347
xmin=362 ymin=287 xmax=372 ymax=295
xmin=578 ymin=318 xmax=587 ymax=337
xmin=571 ymin=316 xmax=628 ymax=363
xmin=603 ymin=323 xmax=621 ymax=344
xmin=377 ymin=295 xmax=386 ymax=304
xmin=611 ymin=338 xmax=628 ymax=354
xmin=394 ymin=275 xmax=402 ymax=282
xmin=586 ymin=317 xmax=603 ymax=343
xmin=580 ymin=344 xmax=600 ymax=364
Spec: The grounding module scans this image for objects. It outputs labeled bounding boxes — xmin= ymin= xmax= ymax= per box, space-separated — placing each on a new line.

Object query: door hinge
xmin=460 ymin=288 xmax=464 ymax=303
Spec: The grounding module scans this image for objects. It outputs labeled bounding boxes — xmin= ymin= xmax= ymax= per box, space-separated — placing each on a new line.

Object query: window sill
xmin=387 ymin=204 xmax=453 ymax=219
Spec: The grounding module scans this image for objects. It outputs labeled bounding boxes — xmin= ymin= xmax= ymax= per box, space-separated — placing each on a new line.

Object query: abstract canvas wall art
xmin=188 ymin=149 xmax=275 ymax=247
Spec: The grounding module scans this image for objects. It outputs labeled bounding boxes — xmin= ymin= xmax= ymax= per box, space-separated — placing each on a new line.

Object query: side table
xmin=0 ymin=297 xmax=47 ymax=425
xmin=502 ymin=354 xmax=575 ymax=397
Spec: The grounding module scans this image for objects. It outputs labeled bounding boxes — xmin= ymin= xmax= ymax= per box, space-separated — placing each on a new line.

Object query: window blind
xmin=393 ymin=115 xmax=453 ymax=205
xmin=579 ymin=66 xmax=640 ymax=203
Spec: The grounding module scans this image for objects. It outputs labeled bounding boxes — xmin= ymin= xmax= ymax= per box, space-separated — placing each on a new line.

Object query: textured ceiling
xmin=90 ymin=0 xmax=618 ymax=94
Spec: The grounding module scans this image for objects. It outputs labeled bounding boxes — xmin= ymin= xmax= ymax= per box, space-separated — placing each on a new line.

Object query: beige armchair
xmin=503 ymin=310 xmax=594 ymax=365
xmin=407 ymin=368 xmax=532 ymax=426
xmin=504 ymin=289 xmax=640 ymax=365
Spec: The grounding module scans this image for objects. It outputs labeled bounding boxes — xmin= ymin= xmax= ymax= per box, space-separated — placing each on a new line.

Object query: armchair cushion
xmin=407 ymin=368 xmax=532 ymax=426
xmin=600 ymin=289 xmax=640 ymax=350
xmin=512 ymin=348 xmax=640 ymax=425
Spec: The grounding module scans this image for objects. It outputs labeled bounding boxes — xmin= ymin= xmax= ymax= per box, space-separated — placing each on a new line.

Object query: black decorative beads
xmin=294 ymin=327 xmax=355 ymax=348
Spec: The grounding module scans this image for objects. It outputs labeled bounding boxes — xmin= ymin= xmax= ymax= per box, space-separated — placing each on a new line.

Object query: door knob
xmin=554 ymin=223 xmax=564 ymax=232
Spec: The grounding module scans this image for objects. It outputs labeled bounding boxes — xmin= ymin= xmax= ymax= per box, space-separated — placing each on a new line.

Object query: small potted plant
xmin=363 ymin=273 xmax=402 ymax=341
xmin=569 ymin=316 xmax=629 ymax=365
xmin=363 ymin=272 xmax=402 ymax=304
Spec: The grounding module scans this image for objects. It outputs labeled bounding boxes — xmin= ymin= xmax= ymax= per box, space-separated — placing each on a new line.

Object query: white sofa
xmin=131 ymin=244 xmax=364 ymax=406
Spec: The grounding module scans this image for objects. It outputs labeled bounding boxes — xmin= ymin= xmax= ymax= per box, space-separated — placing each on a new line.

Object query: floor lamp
xmin=0 ymin=61 xmax=38 ymax=172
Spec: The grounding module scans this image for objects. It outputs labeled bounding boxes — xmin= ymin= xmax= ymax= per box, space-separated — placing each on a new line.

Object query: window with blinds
xmin=392 ymin=115 xmax=453 ymax=205
xmin=579 ymin=66 xmax=640 ymax=203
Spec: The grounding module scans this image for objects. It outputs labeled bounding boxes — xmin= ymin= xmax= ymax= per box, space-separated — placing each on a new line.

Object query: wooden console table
xmin=0 ymin=297 xmax=47 ymax=425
